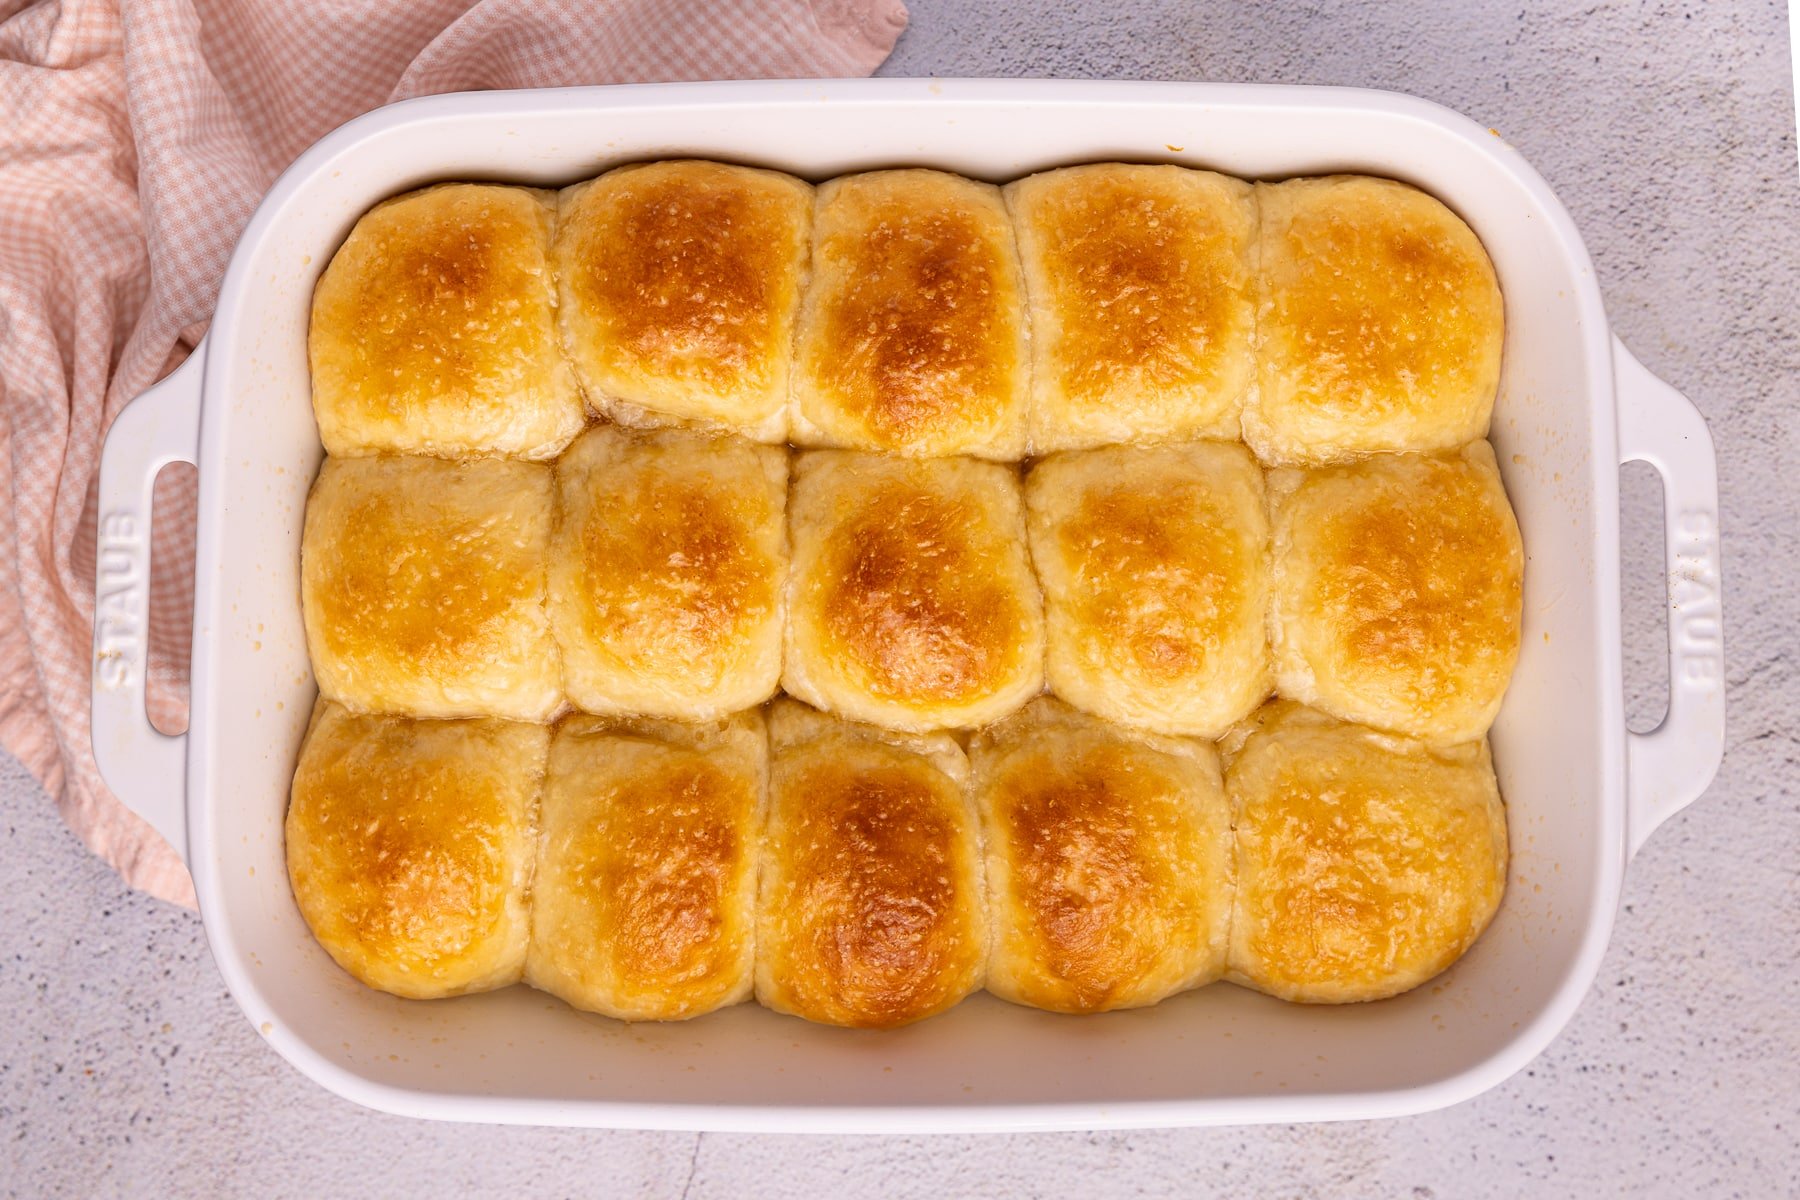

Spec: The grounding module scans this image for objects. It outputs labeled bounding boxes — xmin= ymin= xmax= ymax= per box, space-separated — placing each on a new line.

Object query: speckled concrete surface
xmin=3 ymin=2 xmax=1796 ymax=1196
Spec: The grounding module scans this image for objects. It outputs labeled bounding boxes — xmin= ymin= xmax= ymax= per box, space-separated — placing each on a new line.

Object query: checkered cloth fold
xmin=0 ymin=0 xmax=907 ymax=907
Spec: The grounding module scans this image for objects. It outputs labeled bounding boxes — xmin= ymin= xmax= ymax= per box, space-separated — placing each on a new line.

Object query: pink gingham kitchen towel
xmin=0 ymin=0 xmax=908 ymax=908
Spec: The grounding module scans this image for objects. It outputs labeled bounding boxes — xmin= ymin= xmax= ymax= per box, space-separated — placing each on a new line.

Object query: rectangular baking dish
xmin=89 ymin=79 xmax=1725 ymax=1131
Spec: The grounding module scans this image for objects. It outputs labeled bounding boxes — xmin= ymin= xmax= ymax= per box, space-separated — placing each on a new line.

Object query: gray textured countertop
xmin=4 ymin=2 xmax=1796 ymax=1195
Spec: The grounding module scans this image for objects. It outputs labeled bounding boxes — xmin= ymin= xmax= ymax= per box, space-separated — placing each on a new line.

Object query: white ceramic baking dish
xmin=89 ymin=79 xmax=1725 ymax=1131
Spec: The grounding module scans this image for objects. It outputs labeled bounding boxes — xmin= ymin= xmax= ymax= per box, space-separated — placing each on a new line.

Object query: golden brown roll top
xmin=554 ymin=160 xmax=812 ymax=443
xmin=548 ymin=425 xmax=787 ymax=721
xmin=1026 ymin=441 xmax=1271 ymax=738
xmin=756 ymin=701 xmax=986 ymax=1028
xmin=1222 ymin=701 xmax=1508 ymax=1004
xmin=300 ymin=455 xmax=561 ymax=721
xmin=1268 ymin=441 xmax=1523 ymax=744
xmin=792 ymin=169 xmax=1029 ymax=459
xmin=291 ymin=160 xmax=1527 ymax=1029
xmin=783 ymin=451 xmax=1045 ymax=731
xmin=286 ymin=701 xmax=544 ymax=999
xmin=1006 ymin=163 xmax=1256 ymax=452
xmin=309 ymin=184 xmax=583 ymax=461
xmin=1248 ymin=175 xmax=1504 ymax=465
xmin=971 ymin=699 xmax=1232 ymax=1013
xmin=308 ymin=165 xmax=1503 ymax=470
xmin=526 ymin=712 xmax=765 ymax=1021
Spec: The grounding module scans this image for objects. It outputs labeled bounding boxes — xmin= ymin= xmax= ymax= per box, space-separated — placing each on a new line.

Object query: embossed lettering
xmin=1669 ymin=507 xmax=1722 ymax=691
xmin=1677 ymin=510 xmax=1716 ymax=541
xmin=1682 ymin=656 xmax=1720 ymax=684
xmin=97 ymin=653 xmax=130 ymax=689
xmin=97 ymin=545 xmax=134 ymax=580
xmin=95 ymin=510 xmax=144 ymax=690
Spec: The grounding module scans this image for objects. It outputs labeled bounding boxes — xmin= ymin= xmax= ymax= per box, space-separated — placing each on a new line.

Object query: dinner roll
xmin=301 ymin=455 xmax=560 ymax=721
xmin=1026 ymin=441 xmax=1271 ymax=738
xmin=1222 ymin=701 xmax=1508 ymax=1004
xmin=286 ymin=701 xmax=544 ymax=999
xmin=971 ymin=698 xmax=1232 ymax=1014
xmin=755 ymin=701 xmax=985 ymax=1028
xmin=1268 ymin=442 xmax=1523 ymax=743
xmin=1006 ymin=163 xmax=1256 ymax=452
xmin=309 ymin=184 xmax=583 ymax=461
xmin=526 ymin=712 xmax=765 ymax=1021
xmin=1248 ymin=175 xmax=1504 ymax=465
xmin=555 ymin=160 xmax=812 ymax=442
xmin=792 ymin=170 xmax=1028 ymax=459
xmin=783 ymin=451 xmax=1045 ymax=731
xmin=549 ymin=425 xmax=787 ymax=720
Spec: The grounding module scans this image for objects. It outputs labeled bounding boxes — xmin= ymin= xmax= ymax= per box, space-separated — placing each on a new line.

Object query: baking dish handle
xmin=90 ymin=341 xmax=205 ymax=866
xmin=1614 ymin=338 xmax=1725 ymax=857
